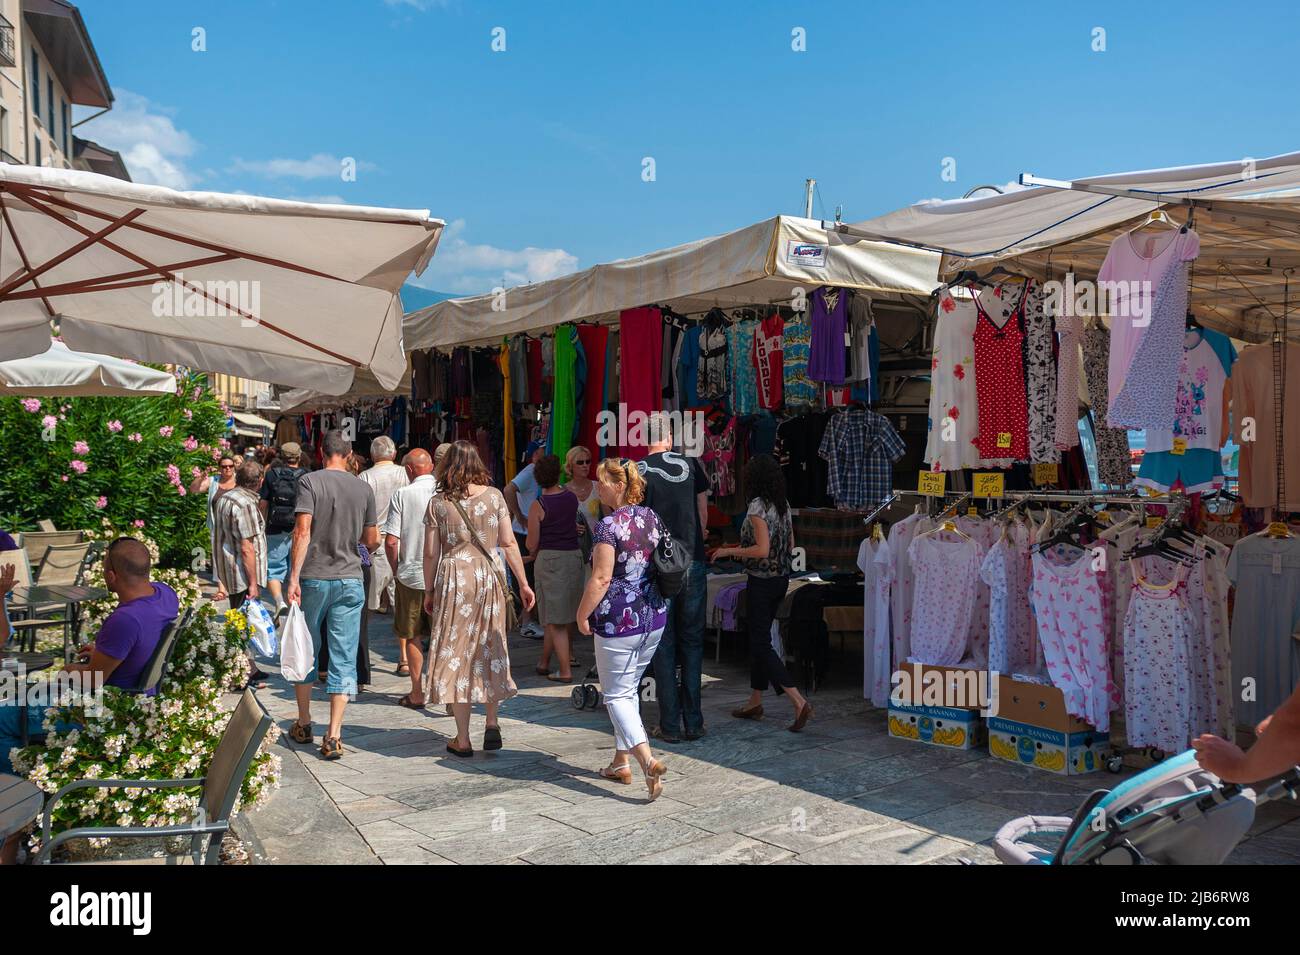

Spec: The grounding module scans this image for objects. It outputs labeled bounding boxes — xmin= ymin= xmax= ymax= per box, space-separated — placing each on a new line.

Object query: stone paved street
xmin=241 ymin=613 xmax=1300 ymax=865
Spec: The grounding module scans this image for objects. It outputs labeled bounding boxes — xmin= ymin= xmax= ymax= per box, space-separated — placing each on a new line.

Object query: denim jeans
xmin=298 ymin=577 xmax=364 ymax=697
xmin=652 ymin=559 xmax=706 ymax=735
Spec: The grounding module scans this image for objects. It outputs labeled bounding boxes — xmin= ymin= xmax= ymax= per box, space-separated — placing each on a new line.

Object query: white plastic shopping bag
xmin=279 ymin=602 xmax=314 ymax=683
xmin=241 ymin=597 xmax=279 ymax=658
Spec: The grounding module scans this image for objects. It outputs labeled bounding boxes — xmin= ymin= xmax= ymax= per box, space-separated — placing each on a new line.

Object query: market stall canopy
xmin=405 ymin=215 xmax=940 ymax=350
xmin=276 ymin=359 xmax=414 ymax=414
xmin=0 ymin=164 xmax=444 ymax=393
xmin=229 ymin=411 xmax=276 ymax=439
xmin=0 ymin=339 xmax=175 ymax=396
xmin=841 ymin=150 xmax=1300 ymax=342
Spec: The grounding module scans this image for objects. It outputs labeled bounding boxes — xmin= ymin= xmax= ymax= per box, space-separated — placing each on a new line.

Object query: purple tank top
xmin=808 ymin=286 xmax=848 ymax=384
xmin=539 ymin=489 xmax=580 ymax=551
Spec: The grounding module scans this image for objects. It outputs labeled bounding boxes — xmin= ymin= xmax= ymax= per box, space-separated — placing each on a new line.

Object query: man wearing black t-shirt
xmin=639 ymin=412 xmax=710 ymax=742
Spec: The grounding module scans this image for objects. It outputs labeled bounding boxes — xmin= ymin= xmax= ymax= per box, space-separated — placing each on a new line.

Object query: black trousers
xmin=746 ymin=574 xmax=792 ymax=694
xmin=317 ymin=563 xmax=372 ymax=687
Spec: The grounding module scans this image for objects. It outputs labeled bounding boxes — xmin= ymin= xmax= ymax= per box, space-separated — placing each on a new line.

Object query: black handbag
xmin=652 ymin=514 xmax=691 ymax=598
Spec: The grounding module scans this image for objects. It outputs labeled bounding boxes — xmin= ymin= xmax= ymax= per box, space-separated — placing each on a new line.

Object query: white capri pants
xmin=593 ymin=627 xmax=665 ymax=751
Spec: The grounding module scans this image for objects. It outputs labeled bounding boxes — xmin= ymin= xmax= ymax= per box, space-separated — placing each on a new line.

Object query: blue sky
xmin=76 ymin=0 xmax=1299 ymax=296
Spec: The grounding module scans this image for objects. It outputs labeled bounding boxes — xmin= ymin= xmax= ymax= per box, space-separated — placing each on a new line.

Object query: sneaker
xmin=274 ymin=604 xmax=289 ymax=624
xmin=518 ymin=622 xmax=544 ymax=639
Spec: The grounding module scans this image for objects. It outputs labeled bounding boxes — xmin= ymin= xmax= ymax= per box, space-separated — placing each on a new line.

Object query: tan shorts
xmin=393 ymin=580 xmax=430 ymax=642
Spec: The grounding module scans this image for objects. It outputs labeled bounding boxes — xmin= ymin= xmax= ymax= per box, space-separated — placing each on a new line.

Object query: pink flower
xmin=191 ymin=466 xmax=203 ymax=478
xmin=21 ymin=398 xmax=41 ymax=413
xmin=42 ymin=415 xmax=57 ymax=430
xmin=69 ymin=459 xmax=88 ymax=474
xmin=183 ymin=436 xmax=198 ymax=452
xmin=73 ymin=440 xmax=89 ymax=455
xmin=133 ymin=520 xmax=146 ymax=529
xmin=95 ymin=496 xmax=108 ymax=509
xmin=177 ymin=486 xmax=187 ymax=496
xmin=61 ymin=474 xmax=69 ymax=482
xmin=159 ymin=426 xmax=174 ymax=438
xmin=183 ymin=409 xmax=193 ymax=420
xmin=128 ymin=433 xmax=143 ymax=443
xmin=107 ymin=420 xmax=123 ymax=433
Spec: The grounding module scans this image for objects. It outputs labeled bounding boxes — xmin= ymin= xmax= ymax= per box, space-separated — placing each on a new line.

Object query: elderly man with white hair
xmin=360 ymin=435 xmax=409 ymax=615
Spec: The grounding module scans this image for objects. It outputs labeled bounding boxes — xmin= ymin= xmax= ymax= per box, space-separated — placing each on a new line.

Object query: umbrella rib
xmin=7 ymin=188 xmax=361 ymax=368
xmin=5 ymin=182 xmax=350 ymax=283
xmin=0 ymin=207 xmax=145 ymax=297
xmin=0 ymin=203 xmax=55 ymax=317
xmin=0 ymin=253 xmax=238 ymax=300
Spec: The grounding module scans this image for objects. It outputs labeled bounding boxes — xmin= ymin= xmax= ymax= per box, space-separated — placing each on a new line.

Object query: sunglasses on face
xmin=219 ymin=463 xmax=236 ymax=469
xmin=574 ymin=459 xmax=591 ymax=466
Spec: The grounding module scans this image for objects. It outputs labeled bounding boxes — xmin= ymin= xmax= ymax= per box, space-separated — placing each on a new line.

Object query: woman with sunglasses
xmin=564 ymin=445 xmax=603 ymax=539
xmin=190 ymin=453 xmax=240 ymax=601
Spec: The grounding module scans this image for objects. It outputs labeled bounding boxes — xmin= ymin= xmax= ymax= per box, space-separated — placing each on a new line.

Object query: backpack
xmin=265 ymin=466 xmax=304 ymax=533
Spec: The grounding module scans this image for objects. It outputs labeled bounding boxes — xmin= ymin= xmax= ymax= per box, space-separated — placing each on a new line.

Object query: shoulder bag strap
xmin=448 ymin=496 xmax=511 ymax=597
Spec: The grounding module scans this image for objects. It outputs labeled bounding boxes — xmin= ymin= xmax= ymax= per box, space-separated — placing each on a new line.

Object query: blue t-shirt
xmin=510 ymin=464 xmax=541 ymax=536
xmin=96 ymin=582 xmax=179 ymax=695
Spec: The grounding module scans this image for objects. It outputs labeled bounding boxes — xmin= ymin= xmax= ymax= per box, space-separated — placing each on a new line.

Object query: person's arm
xmin=715 ymin=516 xmax=769 ymax=561
xmin=576 ymin=542 xmax=615 ymax=635
xmin=188 ymin=471 xmax=212 ymax=495
xmin=1194 ymin=683 xmax=1300 ymax=783
xmin=504 ymin=481 xmax=523 ymax=527
xmin=239 ymin=538 xmax=260 ymax=600
xmin=0 ymin=563 xmax=14 ymax=648
xmin=524 ymin=500 xmax=543 ymax=559
xmin=384 ymin=533 xmax=400 ymax=573
xmin=360 ymin=484 xmax=379 ymax=552
xmin=696 ymin=490 xmax=709 ymax=541
xmin=422 ymin=517 xmax=442 ymax=615
xmin=285 ymin=512 xmax=312 ymax=604
xmin=495 ymin=497 xmax=534 ymax=610
xmin=361 ymin=523 xmax=380 ymax=552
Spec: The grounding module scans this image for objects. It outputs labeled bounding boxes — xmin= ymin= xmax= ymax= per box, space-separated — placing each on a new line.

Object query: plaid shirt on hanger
xmin=818 ymin=407 xmax=906 ymax=510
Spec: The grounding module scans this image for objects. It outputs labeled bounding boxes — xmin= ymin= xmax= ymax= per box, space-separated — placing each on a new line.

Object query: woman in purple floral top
xmin=577 ymin=459 xmax=670 ymax=801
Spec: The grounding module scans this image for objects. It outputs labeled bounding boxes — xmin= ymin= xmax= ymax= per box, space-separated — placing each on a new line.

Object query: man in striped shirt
xmin=214 ymin=460 xmax=268 ymax=608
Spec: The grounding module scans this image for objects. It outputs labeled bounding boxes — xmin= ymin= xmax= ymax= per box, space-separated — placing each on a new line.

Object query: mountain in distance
xmin=399 ymin=284 xmax=459 ymax=313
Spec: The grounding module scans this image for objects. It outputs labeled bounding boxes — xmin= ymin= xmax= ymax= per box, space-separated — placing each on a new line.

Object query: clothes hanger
xmin=1127 ymin=206 xmax=1183 ymax=234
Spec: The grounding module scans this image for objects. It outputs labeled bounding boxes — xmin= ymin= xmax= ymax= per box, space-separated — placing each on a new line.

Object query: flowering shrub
xmin=0 ymin=369 xmax=228 ymax=566
xmin=11 ymin=606 xmax=278 ymax=850
xmin=78 ymin=522 xmax=204 ymax=631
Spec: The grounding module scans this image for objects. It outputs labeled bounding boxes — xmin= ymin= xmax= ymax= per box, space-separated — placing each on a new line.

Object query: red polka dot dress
xmin=972 ymin=284 xmax=1030 ymax=462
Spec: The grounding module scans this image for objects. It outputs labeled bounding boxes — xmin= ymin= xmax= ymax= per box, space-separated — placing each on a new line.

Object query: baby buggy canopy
xmin=994 ymin=751 xmax=1300 ymax=865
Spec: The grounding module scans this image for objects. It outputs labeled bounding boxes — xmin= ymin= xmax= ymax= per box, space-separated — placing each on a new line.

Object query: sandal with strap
xmin=397 ymin=663 xmax=411 ymax=677
xmin=396 ymin=693 xmax=426 ymax=710
xmin=289 ymin=720 xmax=313 ymax=745
xmin=483 ymin=725 xmax=503 ymax=751
xmin=599 ymin=763 xmax=633 ymax=785
xmin=645 ymin=759 xmax=667 ymax=802
xmin=320 ymin=736 xmax=344 ymax=760
xmin=446 ymin=741 xmax=474 ymax=758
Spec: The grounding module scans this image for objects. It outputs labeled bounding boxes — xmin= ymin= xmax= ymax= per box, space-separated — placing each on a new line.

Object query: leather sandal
xmin=396 ymin=693 xmax=426 ymax=710
xmin=645 ymin=759 xmax=667 ymax=801
xmin=731 ymin=703 xmax=764 ymax=720
xmin=788 ymin=701 xmax=814 ymax=733
xmin=289 ymin=720 xmax=313 ymax=745
xmin=483 ymin=725 xmax=503 ymax=751
xmin=320 ymin=736 xmax=344 ymax=760
xmin=446 ymin=741 xmax=474 ymax=758
xmin=600 ymin=763 xmax=633 ymax=785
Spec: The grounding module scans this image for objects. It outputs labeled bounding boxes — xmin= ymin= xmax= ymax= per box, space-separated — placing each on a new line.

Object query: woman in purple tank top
xmin=526 ymin=455 xmax=584 ymax=682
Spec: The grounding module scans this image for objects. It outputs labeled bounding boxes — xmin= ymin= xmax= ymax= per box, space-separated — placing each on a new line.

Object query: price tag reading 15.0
xmin=973 ymin=472 xmax=1005 ymax=498
xmin=917 ymin=471 xmax=946 ymax=497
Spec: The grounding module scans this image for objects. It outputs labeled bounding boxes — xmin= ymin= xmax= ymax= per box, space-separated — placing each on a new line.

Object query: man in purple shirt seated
xmin=1 ymin=538 xmax=178 ymax=771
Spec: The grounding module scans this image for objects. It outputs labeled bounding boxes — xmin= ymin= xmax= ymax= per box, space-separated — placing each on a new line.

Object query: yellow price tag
xmin=1143 ymin=486 xmax=1167 ymax=499
xmin=1171 ymin=437 xmax=1187 ymax=456
xmin=996 ymin=432 xmax=1013 ymax=449
xmin=1033 ymin=462 xmax=1059 ymax=486
xmin=1145 ymin=517 xmax=1164 ymax=530
xmin=967 ymin=506 xmax=979 ymax=517
xmin=918 ymin=470 xmax=946 ymax=497
xmin=973 ymin=472 xmax=1005 ymax=498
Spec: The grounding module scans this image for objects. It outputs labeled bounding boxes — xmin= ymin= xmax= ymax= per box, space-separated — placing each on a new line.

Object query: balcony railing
xmin=0 ymin=16 xmax=14 ymax=69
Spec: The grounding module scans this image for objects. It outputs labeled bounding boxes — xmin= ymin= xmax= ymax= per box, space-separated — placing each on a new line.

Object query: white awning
xmin=0 ymin=339 xmax=175 ymax=396
xmin=842 ymin=150 xmax=1300 ymax=341
xmin=405 ymin=215 xmax=940 ymax=350
xmin=0 ymin=164 xmax=444 ymax=392
xmin=277 ymin=360 xmax=413 ymax=414
xmin=230 ymin=411 xmax=275 ymax=431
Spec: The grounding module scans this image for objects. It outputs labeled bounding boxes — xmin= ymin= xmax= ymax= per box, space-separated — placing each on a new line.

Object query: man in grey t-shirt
xmin=286 ymin=430 xmax=377 ymax=760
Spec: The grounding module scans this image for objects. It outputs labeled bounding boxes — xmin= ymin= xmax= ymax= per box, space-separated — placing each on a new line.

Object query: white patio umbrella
xmin=0 ymin=339 xmax=175 ymax=397
xmin=0 ymin=164 xmax=443 ymax=394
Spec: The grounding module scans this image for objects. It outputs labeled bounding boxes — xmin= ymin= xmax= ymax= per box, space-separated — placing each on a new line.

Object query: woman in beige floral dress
xmin=423 ymin=441 xmax=535 ymax=757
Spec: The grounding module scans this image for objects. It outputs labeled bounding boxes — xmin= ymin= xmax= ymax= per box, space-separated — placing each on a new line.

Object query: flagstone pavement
xmin=239 ymin=613 xmax=1300 ymax=865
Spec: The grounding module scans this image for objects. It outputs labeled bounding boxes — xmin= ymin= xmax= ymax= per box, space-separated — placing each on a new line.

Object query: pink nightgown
xmin=1122 ymin=561 xmax=1192 ymax=754
xmin=906 ymin=532 xmax=981 ymax=666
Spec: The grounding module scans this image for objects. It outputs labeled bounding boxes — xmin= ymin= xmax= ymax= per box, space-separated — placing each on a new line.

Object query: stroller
xmin=994 ymin=750 xmax=1300 ymax=865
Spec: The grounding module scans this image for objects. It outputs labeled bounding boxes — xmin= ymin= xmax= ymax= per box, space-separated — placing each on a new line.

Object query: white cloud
xmin=75 ymin=89 xmax=199 ymax=189
xmin=413 ymin=219 xmax=578 ymax=295
xmin=226 ymin=154 xmax=376 ymax=180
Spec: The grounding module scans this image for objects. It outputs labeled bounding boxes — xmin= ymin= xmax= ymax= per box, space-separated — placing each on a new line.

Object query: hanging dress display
xmin=808 ymin=287 xmax=848 ymax=384
xmin=1228 ymin=534 xmax=1300 ymax=727
xmin=753 ymin=312 xmax=784 ymax=410
xmin=1082 ymin=319 xmax=1132 ymax=486
xmin=1023 ymin=281 xmax=1060 ymax=466
xmin=906 ymin=530 xmax=982 ymax=666
xmin=697 ymin=311 xmax=729 ymax=401
xmin=618 ymin=307 xmax=663 ymax=459
xmin=550 ymin=325 xmax=578 ymax=465
xmin=924 ymin=291 xmax=981 ymax=471
xmin=575 ymin=323 xmax=609 ymax=460
xmin=972 ymin=283 xmax=1031 ymax=462
xmin=729 ymin=318 xmax=759 ymax=414
xmin=1122 ymin=561 xmax=1192 ymax=754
